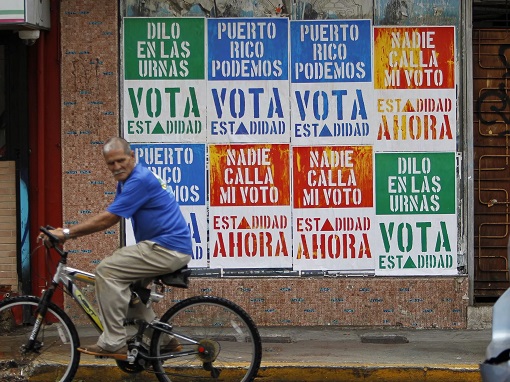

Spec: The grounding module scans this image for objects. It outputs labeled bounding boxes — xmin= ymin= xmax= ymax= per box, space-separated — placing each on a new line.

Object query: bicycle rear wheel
xmin=151 ymin=296 xmax=262 ymax=382
xmin=0 ymin=296 xmax=80 ymax=382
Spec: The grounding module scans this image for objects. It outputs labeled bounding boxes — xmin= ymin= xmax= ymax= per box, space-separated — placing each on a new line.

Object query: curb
xmin=257 ymin=364 xmax=481 ymax=382
xmin=25 ymin=363 xmax=482 ymax=382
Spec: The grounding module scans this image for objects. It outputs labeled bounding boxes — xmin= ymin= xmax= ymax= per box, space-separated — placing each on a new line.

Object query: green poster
xmin=375 ymin=152 xmax=456 ymax=215
xmin=124 ymin=17 xmax=205 ymax=80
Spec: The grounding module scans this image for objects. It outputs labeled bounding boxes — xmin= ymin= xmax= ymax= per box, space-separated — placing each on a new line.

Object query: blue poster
xmin=290 ymin=19 xmax=372 ymax=83
xmin=208 ymin=18 xmax=289 ymax=81
xmin=131 ymin=143 xmax=206 ymax=206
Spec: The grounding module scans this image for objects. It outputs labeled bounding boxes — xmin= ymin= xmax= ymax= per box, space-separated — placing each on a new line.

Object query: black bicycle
xmin=0 ymin=226 xmax=262 ymax=381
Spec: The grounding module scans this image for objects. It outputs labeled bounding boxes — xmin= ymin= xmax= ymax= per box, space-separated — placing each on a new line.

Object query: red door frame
xmin=28 ymin=0 xmax=63 ymax=305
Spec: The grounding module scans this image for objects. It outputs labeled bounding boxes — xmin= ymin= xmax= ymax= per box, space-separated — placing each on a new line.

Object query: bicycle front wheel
xmin=151 ymin=296 xmax=262 ymax=382
xmin=0 ymin=296 xmax=80 ymax=382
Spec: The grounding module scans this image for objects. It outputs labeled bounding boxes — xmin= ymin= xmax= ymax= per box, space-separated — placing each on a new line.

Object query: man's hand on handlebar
xmin=38 ymin=227 xmax=66 ymax=247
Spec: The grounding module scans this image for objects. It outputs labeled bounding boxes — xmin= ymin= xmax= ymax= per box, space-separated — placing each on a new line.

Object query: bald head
xmin=103 ymin=137 xmax=132 ymax=156
xmin=103 ymin=137 xmax=136 ymax=182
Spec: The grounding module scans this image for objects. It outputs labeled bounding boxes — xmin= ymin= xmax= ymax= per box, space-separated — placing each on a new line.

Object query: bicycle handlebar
xmin=40 ymin=225 xmax=60 ymax=245
xmin=39 ymin=225 xmax=68 ymax=259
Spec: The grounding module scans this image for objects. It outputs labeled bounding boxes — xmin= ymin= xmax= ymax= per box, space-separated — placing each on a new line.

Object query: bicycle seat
xmin=157 ymin=266 xmax=192 ymax=289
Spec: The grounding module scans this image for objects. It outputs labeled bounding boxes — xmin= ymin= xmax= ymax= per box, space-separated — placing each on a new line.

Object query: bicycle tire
xmin=0 ymin=296 xmax=80 ymax=382
xmin=151 ymin=296 xmax=262 ymax=382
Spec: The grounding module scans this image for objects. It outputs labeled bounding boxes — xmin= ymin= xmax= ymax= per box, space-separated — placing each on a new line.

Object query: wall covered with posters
xmin=121 ymin=0 xmax=461 ymax=278
xmin=59 ymin=0 xmax=468 ymax=328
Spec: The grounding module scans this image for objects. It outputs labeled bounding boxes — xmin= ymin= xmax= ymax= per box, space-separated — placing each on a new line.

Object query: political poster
xmin=374 ymin=215 xmax=457 ymax=276
xmin=374 ymin=27 xmax=455 ymax=90
xmin=209 ymin=143 xmax=292 ymax=268
xmin=375 ymin=152 xmax=456 ymax=215
xmin=373 ymin=26 xmax=456 ymax=152
xmin=127 ymin=143 xmax=208 ymax=268
xmin=123 ymin=18 xmax=207 ymax=143
xmin=293 ymin=208 xmax=375 ymax=272
xmin=292 ymin=145 xmax=374 ymax=271
xmin=374 ymin=152 xmax=457 ymax=275
xmin=293 ymin=145 xmax=373 ymax=209
xmin=290 ymin=19 xmax=374 ymax=146
xmin=119 ymin=18 xmax=459 ymax=277
xmin=207 ymin=18 xmax=290 ymax=143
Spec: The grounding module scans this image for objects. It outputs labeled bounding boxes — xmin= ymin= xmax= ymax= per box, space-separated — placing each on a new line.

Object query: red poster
xmin=293 ymin=145 xmax=373 ymax=208
xmin=374 ymin=26 xmax=455 ymax=90
xmin=209 ymin=144 xmax=290 ymax=207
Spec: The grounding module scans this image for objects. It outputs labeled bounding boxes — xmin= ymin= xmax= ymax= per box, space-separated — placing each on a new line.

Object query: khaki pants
xmin=95 ymin=241 xmax=190 ymax=351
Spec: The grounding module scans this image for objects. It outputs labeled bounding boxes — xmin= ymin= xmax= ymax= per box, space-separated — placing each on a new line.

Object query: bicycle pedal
xmin=93 ymin=354 xmax=129 ymax=361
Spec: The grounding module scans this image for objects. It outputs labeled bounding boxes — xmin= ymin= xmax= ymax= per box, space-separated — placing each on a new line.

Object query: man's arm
xmin=47 ymin=211 xmax=121 ymax=243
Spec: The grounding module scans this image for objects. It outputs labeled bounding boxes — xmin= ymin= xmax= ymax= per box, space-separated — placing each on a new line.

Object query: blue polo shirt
xmin=107 ymin=164 xmax=192 ymax=256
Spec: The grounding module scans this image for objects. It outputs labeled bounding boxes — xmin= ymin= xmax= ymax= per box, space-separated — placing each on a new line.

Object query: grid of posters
xmin=123 ymin=18 xmax=457 ymax=275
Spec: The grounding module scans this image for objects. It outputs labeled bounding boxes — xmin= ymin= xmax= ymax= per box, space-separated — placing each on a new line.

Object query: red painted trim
xmin=28 ymin=0 xmax=62 ymax=305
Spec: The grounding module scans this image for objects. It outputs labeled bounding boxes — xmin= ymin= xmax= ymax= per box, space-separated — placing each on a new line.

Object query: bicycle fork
xmin=24 ymin=284 xmax=58 ymax=352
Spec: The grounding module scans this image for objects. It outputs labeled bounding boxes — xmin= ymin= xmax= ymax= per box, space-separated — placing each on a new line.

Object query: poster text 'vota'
xmin=377 ymin=219 xmax=455 ymax=273
xmin=209 ymin=86 xmax=285 ymax=136
xmin=126 ymin=86 xmax=202 ymax=136
xmin=293 ymin=88 xmax=369 ymax=138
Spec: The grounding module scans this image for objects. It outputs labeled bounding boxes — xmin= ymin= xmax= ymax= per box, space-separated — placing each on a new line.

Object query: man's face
xmin=104 ymin=148 xmax=136 ymax=182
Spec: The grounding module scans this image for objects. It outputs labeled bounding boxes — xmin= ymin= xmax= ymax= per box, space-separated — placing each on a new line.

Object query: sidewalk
xmin=69 ymin=326 xmax=490 ymax=381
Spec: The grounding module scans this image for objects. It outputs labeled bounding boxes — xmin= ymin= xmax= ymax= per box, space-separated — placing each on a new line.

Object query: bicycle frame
xmin=33 ymin=227 xmax=208 ymax=365
xmin=41 ymin=251 xmax=201 ymax=363
xmin=23 ymin=247 xmax=105 ymax=356
xmin=53 ymin=262 xmax=104 ymax=332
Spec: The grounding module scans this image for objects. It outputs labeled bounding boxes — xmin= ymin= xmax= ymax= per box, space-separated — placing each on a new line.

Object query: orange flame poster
xmin=374 ymin=26 xmax=455 ymax=90
xmin=293 ymin=145 xmax=373 ymax=209
xmin=209 ymin=143 xmax=291 ymax=207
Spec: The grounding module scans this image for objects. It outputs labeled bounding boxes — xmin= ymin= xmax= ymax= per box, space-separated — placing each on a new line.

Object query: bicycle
xmin=0 ymin=226 xmax=262 ymax=382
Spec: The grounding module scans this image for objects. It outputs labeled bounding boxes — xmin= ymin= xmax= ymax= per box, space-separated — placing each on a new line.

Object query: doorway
xmin=0 ymin=30 xmax=30 ymax=295
xmin=473 ymin=1 xmax=510 ymax=302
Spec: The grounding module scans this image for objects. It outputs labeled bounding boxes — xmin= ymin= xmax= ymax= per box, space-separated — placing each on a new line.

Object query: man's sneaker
xmin=78 ymin=343 xmax=128 ymax=360
xmin=161 ymin=337 xmax=182 ymax=353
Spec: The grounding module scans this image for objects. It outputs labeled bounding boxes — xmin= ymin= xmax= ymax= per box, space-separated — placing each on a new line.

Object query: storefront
xmin=5 ymin=0 xmax=510 ymax=328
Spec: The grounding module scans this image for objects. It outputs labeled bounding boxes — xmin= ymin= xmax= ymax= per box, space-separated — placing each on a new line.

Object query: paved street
xmin=1 ymin=325 xmax=491 ymax=381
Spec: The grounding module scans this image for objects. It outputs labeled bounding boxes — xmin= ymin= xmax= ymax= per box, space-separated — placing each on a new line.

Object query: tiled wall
xmin=60 ymin=1 xmax=468 ymax=329
xmin=66 ymin=276 xmax=469 ymax=328
xmin=164 ymin=276 xmax=469 ymax=328
xmin=60 ymin=0 xmax=120 ymax=278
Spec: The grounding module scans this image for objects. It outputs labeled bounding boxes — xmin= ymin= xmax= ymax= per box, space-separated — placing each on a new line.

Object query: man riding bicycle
xmin=41 ymin=137 xmax=192 ymax=359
